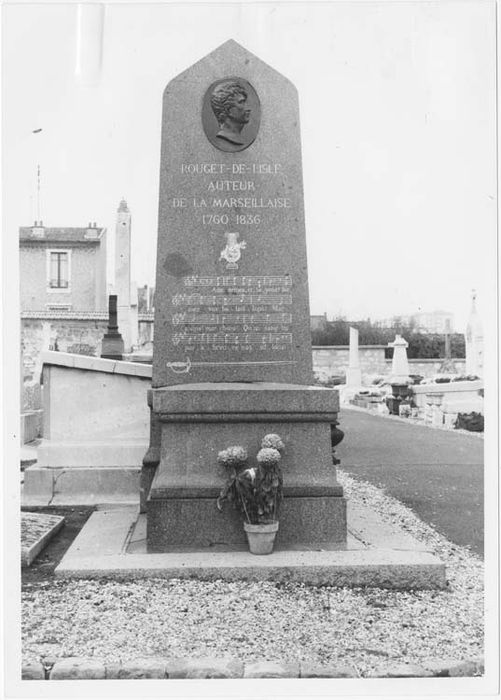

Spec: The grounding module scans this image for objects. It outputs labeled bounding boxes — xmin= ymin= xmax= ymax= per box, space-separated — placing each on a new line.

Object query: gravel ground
xmin=22 ymin=471 xmax=483 ymax=675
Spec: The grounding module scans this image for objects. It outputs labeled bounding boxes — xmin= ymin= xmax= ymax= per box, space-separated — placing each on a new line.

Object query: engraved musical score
xmin=169 ymin=274 xmax=293 ymax=352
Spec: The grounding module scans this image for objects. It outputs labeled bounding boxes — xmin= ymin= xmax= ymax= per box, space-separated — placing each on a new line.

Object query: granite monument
xmin=144 ymin=40 xmax=347 ymax=551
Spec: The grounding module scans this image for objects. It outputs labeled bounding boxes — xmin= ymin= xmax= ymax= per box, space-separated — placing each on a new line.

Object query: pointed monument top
xmin=165 ymin=39 xmax=296 ymax=98
xmin=466 ymin=289 xmax=483 ymax=338
xmin=471 ymin=288 xmax=477 ymax=308
xmin=118 ymin=198 xmax=129 ymax=213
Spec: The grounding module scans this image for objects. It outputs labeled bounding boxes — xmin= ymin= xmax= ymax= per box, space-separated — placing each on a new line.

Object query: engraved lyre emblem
xmin=220 ymin=232 xmax=246 ymax=269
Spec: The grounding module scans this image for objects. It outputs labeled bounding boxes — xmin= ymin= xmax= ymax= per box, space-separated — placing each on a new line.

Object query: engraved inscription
xmin=170 ymin=275 xmax=293 ymax=353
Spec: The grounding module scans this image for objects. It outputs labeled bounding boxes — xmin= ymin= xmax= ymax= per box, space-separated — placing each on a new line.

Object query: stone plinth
xmin=147 ymin=383 xmax=345 ymax=550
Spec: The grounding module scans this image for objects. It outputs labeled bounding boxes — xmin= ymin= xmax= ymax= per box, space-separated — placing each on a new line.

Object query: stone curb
xmin=22 ymin=656 xmax=484 ymax=680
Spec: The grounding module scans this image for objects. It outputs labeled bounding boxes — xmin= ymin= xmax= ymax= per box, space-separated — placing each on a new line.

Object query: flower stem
xmin=240 ymin=493 xmax=251 ymax=524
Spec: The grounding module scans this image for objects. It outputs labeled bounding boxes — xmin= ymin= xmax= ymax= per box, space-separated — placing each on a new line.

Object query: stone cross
xmin=444 ymin=318 xmax=451 ymax=359
xmin=439 ymin=317 xmax=456 ymax=374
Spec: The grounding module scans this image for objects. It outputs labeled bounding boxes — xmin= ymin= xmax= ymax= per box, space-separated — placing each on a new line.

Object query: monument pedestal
xmin=345 ymin=368 xmax=362 ymax=387
xmin=146 ymin=383 xmax=347 ymax=551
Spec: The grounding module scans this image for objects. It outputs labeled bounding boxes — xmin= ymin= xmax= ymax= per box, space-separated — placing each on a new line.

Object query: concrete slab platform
xmin=55 ymin=503 xmax=446 ymax=589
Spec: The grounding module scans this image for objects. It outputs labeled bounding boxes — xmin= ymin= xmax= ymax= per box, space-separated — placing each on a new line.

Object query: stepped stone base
xmin=145 ymin=382 xmax=347 ymax=551
xmin=55 ymin=506 xmax=446 ymax=589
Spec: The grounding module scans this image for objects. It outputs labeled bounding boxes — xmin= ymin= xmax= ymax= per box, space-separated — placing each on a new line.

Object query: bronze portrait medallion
xmin=202 ymin=77 xmax=260 ymax=152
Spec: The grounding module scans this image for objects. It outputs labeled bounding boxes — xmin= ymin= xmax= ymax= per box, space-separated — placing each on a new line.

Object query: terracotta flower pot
xmin=243 ymin=521 xmax=279 ymax=555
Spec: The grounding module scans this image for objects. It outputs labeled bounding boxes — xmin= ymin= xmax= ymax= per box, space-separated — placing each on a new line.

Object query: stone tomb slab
xmin=21 ymin=512 xmax=65 ymax=566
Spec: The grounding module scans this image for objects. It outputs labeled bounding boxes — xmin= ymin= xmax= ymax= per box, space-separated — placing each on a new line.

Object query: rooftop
xmin=19 ymin=225 xmax=105 ymax=243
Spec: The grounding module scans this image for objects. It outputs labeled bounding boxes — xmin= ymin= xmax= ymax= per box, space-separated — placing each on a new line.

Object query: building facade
xmin=20 ymin=221 xmax=107 ymax=432
xmin=20 ymin=222 xmax=107 ymax=312
xmin=374 ymin=311 xmax=455 ymax=334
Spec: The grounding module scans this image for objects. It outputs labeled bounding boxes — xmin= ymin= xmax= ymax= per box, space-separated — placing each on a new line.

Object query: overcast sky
xmin=3 ymin=1 xmax=497 ymax=331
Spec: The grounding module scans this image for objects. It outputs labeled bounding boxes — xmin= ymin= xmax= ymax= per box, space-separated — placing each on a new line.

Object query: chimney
xmin=31 ymin=220 xmax=45 ymax=238
xmin=85 ymin=221 xmax=99 ymax=239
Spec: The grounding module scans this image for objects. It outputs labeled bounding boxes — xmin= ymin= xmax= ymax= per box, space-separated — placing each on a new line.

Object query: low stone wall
xmin=312 ymin=346 xmax=467 ymax=383
xmin=312 ymin=346 xmax=387 ymax=380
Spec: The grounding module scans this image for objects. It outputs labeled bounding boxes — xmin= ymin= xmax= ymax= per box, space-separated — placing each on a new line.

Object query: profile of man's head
xmin=210 ymin=81 xmax=251 ymax=143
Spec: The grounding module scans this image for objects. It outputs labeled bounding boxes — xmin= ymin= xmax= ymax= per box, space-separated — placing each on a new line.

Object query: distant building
xmin=138 ymin=284 xmax=155 ymax=313
xmin=411 ymin=310 xmax=455 ymax=334
xmin=310 ymin=313 xmax=328 ymax=331
xmin=19 ymin=221 xmax=107 ymax=312
xmin=19 ymin=220 xmax=108 ymax=434
xmin=374 ymin=310 xmax=454 ymax=334
xmin=19 ymin=213 xmax=156 ymax=427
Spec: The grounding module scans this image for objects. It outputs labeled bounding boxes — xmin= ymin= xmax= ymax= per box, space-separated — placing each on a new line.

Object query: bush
xmin=455 ymin=412 xmax=484 ymax=432
xmin=312 ymin=317 xmax=466 ymax=360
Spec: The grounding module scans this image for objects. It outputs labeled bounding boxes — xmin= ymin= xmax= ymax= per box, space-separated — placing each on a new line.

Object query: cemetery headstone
xmin=465 ymin=290 xmax=484 ymax=377
xmin=346 ymin=326 xmax=362 ymax=386
xmin=100 ymin=294 xmax=124 ymax=360
xmin=145 ymin=41 xmax=347 ymax=551
xmin=388 ymin=334 xmax=410 ymax=383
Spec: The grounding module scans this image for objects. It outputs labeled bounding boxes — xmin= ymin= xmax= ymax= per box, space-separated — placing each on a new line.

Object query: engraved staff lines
xmin=172 ymin=312 xmax=292 ymax=326
xmin=182 ymin=275 xmax=292 ymax=288
xmin=170 ymin=274 xmax=293 ymax=350
xmin=172 ymin=332 xmax=292 ymax=346
xmin=172 ymin=293 xmax=292 ymax=307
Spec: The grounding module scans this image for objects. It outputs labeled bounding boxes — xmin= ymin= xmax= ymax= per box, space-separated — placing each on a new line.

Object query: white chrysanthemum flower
xmin=256 ymin=447 xmax=281 ymax=467
xmin=261 ymin=433 xmax=285 ymax=451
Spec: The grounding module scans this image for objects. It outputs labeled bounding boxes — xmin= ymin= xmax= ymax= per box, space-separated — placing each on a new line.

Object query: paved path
xmin=336 ymin=408 xmax=484 ymax=557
